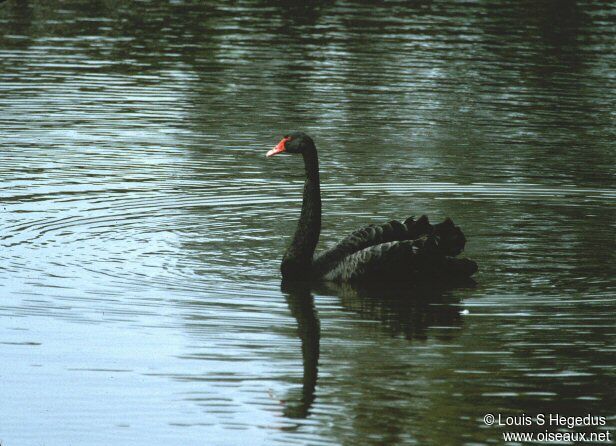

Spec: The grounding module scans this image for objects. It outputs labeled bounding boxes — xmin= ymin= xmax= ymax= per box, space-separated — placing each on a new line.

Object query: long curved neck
xmin=281 ymin=146 xmax=321 ymax=279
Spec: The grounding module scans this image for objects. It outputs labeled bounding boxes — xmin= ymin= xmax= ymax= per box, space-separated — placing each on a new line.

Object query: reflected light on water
xmin=1 ymin=0 xmax=614 ymax=445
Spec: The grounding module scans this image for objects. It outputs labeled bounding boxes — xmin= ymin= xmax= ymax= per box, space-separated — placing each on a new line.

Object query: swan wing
xmin=322 ymin=238 xmax=477 ymax=282
xmin=313 ymin=215 xmax=467 ymax=276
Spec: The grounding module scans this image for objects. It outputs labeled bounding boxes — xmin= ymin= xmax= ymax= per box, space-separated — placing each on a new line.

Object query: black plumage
xmin=267 ymin=132 xmax=478 ymax=282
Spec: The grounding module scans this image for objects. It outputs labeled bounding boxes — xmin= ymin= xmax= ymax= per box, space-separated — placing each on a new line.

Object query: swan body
xmin=267 ymin=132 xmax=478 ymax=282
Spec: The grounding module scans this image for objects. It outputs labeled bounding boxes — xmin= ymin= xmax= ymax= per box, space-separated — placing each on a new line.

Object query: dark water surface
xmin=1 ymin=1 xmax=614 ymax=445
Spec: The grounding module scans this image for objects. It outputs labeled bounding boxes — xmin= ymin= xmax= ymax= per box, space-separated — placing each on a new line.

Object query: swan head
xmin=266 ymin=131 xmax=315 ymax=157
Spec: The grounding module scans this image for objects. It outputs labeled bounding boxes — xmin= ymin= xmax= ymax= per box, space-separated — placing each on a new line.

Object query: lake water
xmin=1 ymin=1 xmax=614 ymax=445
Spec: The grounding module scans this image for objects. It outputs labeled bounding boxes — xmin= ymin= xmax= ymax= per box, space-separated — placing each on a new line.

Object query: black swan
xmin=267 ymin=131 xmax=478 ymax=282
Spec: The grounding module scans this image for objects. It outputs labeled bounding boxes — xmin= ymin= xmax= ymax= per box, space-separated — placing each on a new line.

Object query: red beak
xmin=266 ymin=137 xmax=290 ymax=157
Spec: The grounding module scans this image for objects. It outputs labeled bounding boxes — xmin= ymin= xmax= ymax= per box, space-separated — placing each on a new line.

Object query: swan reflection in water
xmin=278 ymin=278 xmax=474 ymax=420
xmin=268 ymin=131 xmax=477 ymax=420
xmin=280 ymin=280 xmax=320 ymax=420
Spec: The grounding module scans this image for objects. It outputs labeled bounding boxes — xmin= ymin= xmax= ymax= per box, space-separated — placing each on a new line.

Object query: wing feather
xmin=322 ymin=237 xmax=477 ymax=282
xmin=313 ymin=215 xmax=467 ymax=277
